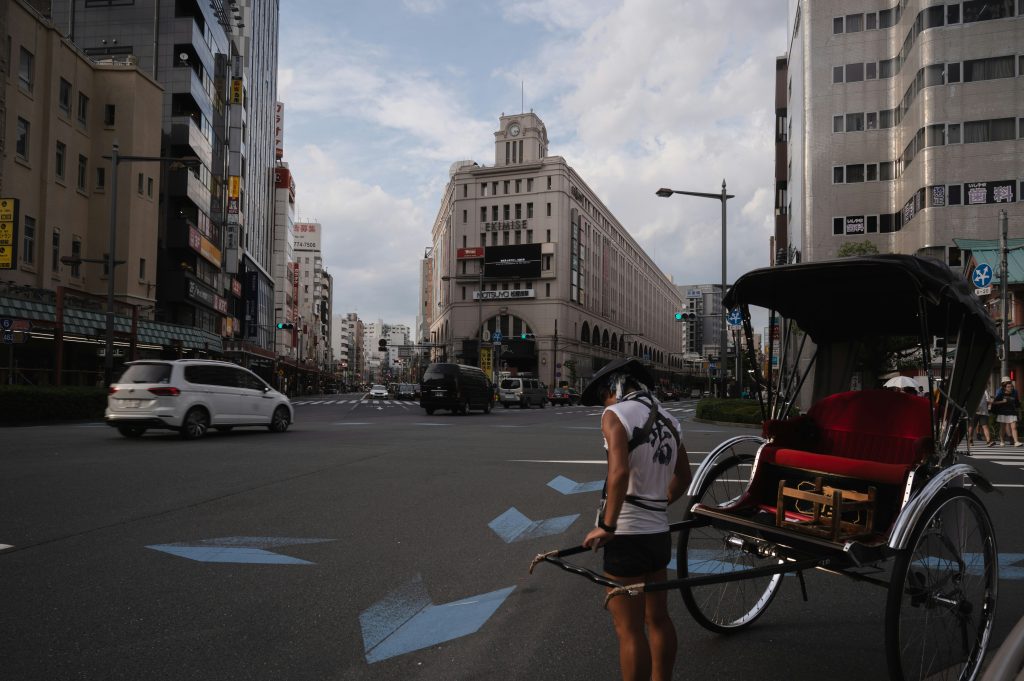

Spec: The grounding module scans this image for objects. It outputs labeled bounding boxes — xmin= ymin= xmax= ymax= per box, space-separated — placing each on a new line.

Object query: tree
xmin=837 ymin=240 xmax=880 ymax=258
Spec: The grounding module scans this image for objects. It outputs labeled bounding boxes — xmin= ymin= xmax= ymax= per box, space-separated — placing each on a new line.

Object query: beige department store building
xmin=426 ymin=112 xmax=684 ymax=389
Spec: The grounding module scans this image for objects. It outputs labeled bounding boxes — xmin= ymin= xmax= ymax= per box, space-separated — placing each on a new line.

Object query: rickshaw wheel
xmin=679 ymin=453 xmax=782 ymax=633
xmin=885 ymin=488 xmax=997 ymax=681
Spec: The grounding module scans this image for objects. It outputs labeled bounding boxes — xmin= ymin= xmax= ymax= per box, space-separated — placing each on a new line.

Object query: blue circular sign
xmin=726 ymin=308 xmax=743 ymax=326
xmin=973 ymin=264 xmax=993 ymax=288
xmin=492 ymin=330 xmax=503 ymax=342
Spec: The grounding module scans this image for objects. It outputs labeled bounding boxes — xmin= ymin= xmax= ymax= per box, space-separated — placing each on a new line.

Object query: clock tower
xmin=495 ymin=112 xmax=548 ymax=166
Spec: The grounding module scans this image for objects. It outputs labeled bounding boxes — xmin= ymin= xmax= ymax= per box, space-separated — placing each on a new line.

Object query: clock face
xmin=509 ymin=123 xmax=521 ymax=137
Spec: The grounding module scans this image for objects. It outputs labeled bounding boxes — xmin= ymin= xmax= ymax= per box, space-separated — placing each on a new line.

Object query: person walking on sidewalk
xmin=969 ymin=388 xmax=994 ymax=447
xmin=991 ymin=377 xmax=1022 ymax=446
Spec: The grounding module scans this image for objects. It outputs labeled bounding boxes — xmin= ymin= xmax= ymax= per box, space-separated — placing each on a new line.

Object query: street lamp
xmin=98 ymin=144 xmax=200 ymax=384
xmin=656 ymin=180 xmax=734 ymax=398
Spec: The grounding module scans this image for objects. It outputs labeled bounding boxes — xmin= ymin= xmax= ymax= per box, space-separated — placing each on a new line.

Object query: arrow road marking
xmin=360 ymin=574 xmax=515 ymax=663
xmin=146 ymin=536 xmax=333 ymax=565
xmin=547 ymin=475 xmax=603 ymax=495
xmin=488 ymin=507 xmax=579 ymax=543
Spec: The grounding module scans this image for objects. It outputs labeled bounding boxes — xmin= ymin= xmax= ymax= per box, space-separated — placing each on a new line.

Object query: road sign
xmin=482 ymin=329 xmax=491 ymax=342
xmin=726 ymin=308 xmax=743 ymax=328
xmin=2 ymin=331 xmax=27 ymax=345
xmin=975 ymin=286 xmax=992 ymax=296
xmin=0 ymin=318 xmax=10 ymax=331
xmin=492 ymin=330 xmax=503 ymax=343
xmin=972 ymin=263 xmax=993 ymax=289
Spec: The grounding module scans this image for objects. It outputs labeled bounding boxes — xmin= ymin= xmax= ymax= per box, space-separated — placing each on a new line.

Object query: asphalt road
xmin=1 ymin=394 xmax=1021 ymax=680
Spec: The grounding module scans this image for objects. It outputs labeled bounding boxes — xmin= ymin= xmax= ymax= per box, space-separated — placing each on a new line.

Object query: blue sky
xmin=278 ymin=0 xmax=788 ymax=333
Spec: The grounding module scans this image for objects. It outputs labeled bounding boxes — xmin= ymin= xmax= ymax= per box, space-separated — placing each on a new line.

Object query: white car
xmin=368 ymin=384 xmax=389 ymax=399
xmin=105 ymin=360 xmax=293 ymax=439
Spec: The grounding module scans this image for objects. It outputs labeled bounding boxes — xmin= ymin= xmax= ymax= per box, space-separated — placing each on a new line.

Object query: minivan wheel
xmin=425 ymin=407 xmax=435 ymax=415
xmin=520 ymin=399 xmax=528 ymax=409
xmin=180 ymin=408 xmax=209 ymax=440
xmin=269 ymin=406 xmax=290 ymax=433
xmin=117 ymin=425 xmax=146 ymax=439
xmin=482 ymin=400 xmax=491 ymax=414
xmin=460 ymin=399 xmax=470 ymax=415
xmin=502 ymin=402 xmax=509 ymax=409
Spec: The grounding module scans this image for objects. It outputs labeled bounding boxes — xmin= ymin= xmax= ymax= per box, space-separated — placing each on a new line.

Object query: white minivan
xmin=105 ymin=360 xmax=293 ymax=439
xmin=499 ymin=377 xmax=547 ymax=409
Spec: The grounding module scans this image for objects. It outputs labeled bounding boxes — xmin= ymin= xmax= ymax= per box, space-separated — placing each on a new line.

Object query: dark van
xmin=419 ymin=363 xmax=492 ymax=415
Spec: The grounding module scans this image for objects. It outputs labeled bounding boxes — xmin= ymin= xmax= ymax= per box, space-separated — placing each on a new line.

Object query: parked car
xmin=369 ymin=384 xmax=389 ymax=399
xmin=549 ymin=387 xmax=580 ymax=405
xmin=499 ymin=377 xmax=547 ymax=409
xmin=396 ymin=383 xmax=417 ymax=400
xmin=419 ymin=363 xmax=493 ymax=415
xmin=105 ymin=360 xmax=293 ymax=440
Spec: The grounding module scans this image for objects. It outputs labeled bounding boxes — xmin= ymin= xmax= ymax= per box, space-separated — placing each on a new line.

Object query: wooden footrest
xmin=776 ymin=477 xmax=876 ymax=541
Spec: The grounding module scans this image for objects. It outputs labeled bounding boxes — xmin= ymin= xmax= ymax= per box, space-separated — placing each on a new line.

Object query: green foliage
xmin=0 ymin=386 xmax=107 ymax=425
xmin=837 ymin=241 xmax=880 ymax=258
xmin=696 ymin=397 xmax=764 ymax=425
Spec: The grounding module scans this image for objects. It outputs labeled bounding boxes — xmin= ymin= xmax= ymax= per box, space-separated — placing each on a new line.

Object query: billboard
xmin=484 ymin=244 xmax=542 ymax=279
xmin=274 ymin=102 xmax=284 ymax=160
xmin=294 ymin=222 xmax=320 ymax=250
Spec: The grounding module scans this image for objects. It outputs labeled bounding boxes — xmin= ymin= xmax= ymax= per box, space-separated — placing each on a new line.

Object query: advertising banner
xmin=484 ymin=244 xmax=542 ymax=279
xmin=275 ymin=102 xmax=284 ymax=160
xmin=0 ymin=198 xmax=17 ymax=270
xmin=230 ymin=78 xmax=243 ymax=104
xmin=457 ymin=247 xmax=485 ymax=259
xmin=293 ymin=222 xmax=320 ymax=250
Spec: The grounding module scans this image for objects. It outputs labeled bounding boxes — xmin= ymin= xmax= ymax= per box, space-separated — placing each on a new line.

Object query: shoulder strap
xmin=625 ymin=393 xmax=680 ymax=452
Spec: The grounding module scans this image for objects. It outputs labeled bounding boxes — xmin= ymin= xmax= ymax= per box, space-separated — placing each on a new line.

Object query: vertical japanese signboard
xmin=0 ymin=198 xmax=18 ymax=270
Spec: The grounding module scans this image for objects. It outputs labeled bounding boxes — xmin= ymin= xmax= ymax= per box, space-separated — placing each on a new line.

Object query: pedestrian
xmin=968 ymin=388 xmax=993 ymax=447
xmin=580 ymin=358 xmax=691 ymax=681
xmin=991 ymin=376 xmax=1022 ymax=447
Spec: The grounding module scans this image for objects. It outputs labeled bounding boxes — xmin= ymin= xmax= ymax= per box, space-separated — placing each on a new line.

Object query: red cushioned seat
xmin=761 ymin=388 xmax=932 ymax=483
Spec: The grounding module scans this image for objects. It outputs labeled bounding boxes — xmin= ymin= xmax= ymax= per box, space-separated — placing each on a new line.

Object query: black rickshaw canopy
xmin=723 ymin=254 xmax=998 ymax=343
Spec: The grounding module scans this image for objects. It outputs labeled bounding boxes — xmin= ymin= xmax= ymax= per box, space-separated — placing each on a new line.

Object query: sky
xmin=277 ymin=0 xmax=789 ymax=334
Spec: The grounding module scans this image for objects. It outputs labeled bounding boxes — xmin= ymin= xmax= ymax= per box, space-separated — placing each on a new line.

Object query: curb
xmin=693 ymin=417 xmax=762 ymax=430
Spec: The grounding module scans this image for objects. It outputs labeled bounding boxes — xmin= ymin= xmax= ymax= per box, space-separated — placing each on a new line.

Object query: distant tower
xmin=494 ymin=112 xmax=548 ymax=166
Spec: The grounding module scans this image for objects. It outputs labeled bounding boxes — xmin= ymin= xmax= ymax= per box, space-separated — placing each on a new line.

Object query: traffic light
xmin=378 ymin=338 xmax=387 ymax=350
xmin=674 ymin=312 xmax=696 ymax=321
xmin=276 ymin=322 xmax=294 ymax=330
xmin=520 ymin=332 xmax=535 ymax=340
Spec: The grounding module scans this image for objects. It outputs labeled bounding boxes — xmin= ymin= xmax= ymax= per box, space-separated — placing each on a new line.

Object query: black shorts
xmin=603 ymin=532 xmax=672 ymax=578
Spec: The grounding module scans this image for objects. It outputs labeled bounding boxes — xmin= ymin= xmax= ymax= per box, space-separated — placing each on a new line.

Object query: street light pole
xmin=101 ymin=144 xmax=200 ymax=385
xmin=104 ymin=144 xmax=120 ymax=385
xmin=656 ymin=180 xmax=734 ymax=398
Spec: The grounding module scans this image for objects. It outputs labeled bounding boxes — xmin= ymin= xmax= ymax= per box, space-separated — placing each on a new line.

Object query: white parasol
xmin=884 ymin=375 xmax=920 ymax=390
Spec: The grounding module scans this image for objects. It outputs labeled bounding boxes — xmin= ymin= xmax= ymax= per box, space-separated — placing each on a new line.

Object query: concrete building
xmin=46 ymin=0 xmax=280 ymax=358
xmin=335 ymin=311 xmax=363 ymax=386
xmin=271 ymin=164 xmax=297 ymax=359
xmin=292 ymin=221 xmax=332 ymax=384
xmin=363 ymin=320 xmax=410 ymax=382
xmin=676 ymin=284 xmax=724 ymax=360
xmin=427 ymin=112 xmax=684 ymax=390
xmin=779 ymin=0 xmax=1024 ymax=266
xmin=0 ymin=0 xmax=225 ymax=385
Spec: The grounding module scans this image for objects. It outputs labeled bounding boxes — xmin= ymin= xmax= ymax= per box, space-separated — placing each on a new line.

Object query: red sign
xmin=214 ymin=295 xmax=228 ymax=315
xmin=188 ymin=227 xmax=202 ymax=252
xmin=457 ymin=247 xmax=485 ymax=259
xmin=231 ymin=278 xmax=242 ymax=297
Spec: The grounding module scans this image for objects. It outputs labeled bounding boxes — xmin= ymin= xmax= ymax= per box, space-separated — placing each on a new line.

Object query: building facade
xmin=428 ymin=112 xmax=685 ymax=389
xmin=781 ymin=0 xmax=1024 ymax=266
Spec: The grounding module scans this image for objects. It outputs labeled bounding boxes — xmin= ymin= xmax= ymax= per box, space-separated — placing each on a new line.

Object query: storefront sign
xmin=966 ymin=180 xmax=1015 ymax=205
xmin=294 ymin=222 xmax=320 ymax=249
xmin=214 ymin=295 xmax=228 ymax=315
xmin=231 ymin=278 xmax=242 ymax=297
xmin=0 ymin=198 xmax=17 ymax=270
xmin=484 ymin=219 xmax=529 ymax=232
xmin=230 ymin=78 xmax=243 ymax=104
xmin=187 ymin=279 xmax=216 ymax=308
xmin=457 ymin=247 xmax=485 ymax=259
xmin=473 ymin=289 xmax=535 ymax=300
xmin=189 ymin=226 xmax=221 ymax=267
xmin=275 ymin=102 xmax=284 ymax=160
xmin=844 ymin=216 xmax=865 ymax=235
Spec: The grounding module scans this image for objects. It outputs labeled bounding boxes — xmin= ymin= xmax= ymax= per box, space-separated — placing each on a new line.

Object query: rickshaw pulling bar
xmin=527 ymin=520 xmax=833 ymax=609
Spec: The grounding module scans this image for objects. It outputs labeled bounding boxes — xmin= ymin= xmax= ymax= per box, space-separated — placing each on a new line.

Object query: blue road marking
xmin=146 ymin=536 xmax=333 ymax=564
xmin=547 ymin=475 xmax=603 ymax=495
xmin=915 ymin=553 xmax=1024 ymax=580
xmin=488 ymin=507 xmax=579 ymax=543
xmin=360 ymin=574 xmax=515 ymax=663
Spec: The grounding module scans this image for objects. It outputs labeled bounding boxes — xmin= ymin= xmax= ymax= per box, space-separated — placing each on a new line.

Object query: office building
xmin=778 ymin=0 xmax=1024 ymax=266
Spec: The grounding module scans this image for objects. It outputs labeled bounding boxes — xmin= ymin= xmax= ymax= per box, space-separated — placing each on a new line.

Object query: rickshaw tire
xmin=884 ymin=487 xmax=997 ymax=681
xmin=678 ymin=453 xmax=782 ymax=633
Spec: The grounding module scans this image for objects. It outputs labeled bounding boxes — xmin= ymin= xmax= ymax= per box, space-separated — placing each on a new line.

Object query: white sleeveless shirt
xmin=601 ymin=393 xmax=681 ymax=535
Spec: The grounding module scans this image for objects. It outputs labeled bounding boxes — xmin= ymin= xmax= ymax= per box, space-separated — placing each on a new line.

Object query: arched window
xmin=581 ymin=322 xmax=590 ymax=344
xmin=592 ymin=325 xmax=602 ymax=346
xmin=619 ymin=336 xmax=625 ymax=353
xmin=610 ymin=333 xmax=618 ymax=351
xmin=632 ymin=341 xmax=638 ymax=355
xmin=602 ymin=330 xmax=609 ymax=348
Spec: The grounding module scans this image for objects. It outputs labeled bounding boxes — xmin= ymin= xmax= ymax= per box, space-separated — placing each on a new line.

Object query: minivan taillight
xmin=108 ymin=386 xmax=119 ymax=395
xmin=148 ymin=386 xmax=181 ymax=397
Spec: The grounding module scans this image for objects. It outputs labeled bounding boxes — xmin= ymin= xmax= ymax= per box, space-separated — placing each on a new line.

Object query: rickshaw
xmin=530 ymin=255 xmax=1000 ymax=681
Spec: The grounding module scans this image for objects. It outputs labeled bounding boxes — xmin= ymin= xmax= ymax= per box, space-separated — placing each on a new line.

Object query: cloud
xmin=402 ymin=0 xmax=446 ymax=13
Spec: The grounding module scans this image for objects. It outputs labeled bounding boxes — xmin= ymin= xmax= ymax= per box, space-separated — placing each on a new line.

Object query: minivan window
xmin=119 ymin=363 xmax=171 ymax=384
xmin=500 ymin=379 xmax=521 ymax=389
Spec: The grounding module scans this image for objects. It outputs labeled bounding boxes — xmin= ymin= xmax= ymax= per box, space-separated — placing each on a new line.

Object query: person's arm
xmin=583 ymin=409 xmax=629 ymax=550
xmin=667 ymin=441 xmax=692 ymax=505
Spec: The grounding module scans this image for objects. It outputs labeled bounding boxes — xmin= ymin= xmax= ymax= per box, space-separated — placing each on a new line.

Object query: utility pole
xmin=1000 ymin=209 xmax=1009 ymax=380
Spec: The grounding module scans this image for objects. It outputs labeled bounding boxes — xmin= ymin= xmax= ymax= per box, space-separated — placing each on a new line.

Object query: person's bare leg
xmin=643 ymin=568 xmax=677 ymax=681
xmin=606 ymin=575 xmax=651 ymax=681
